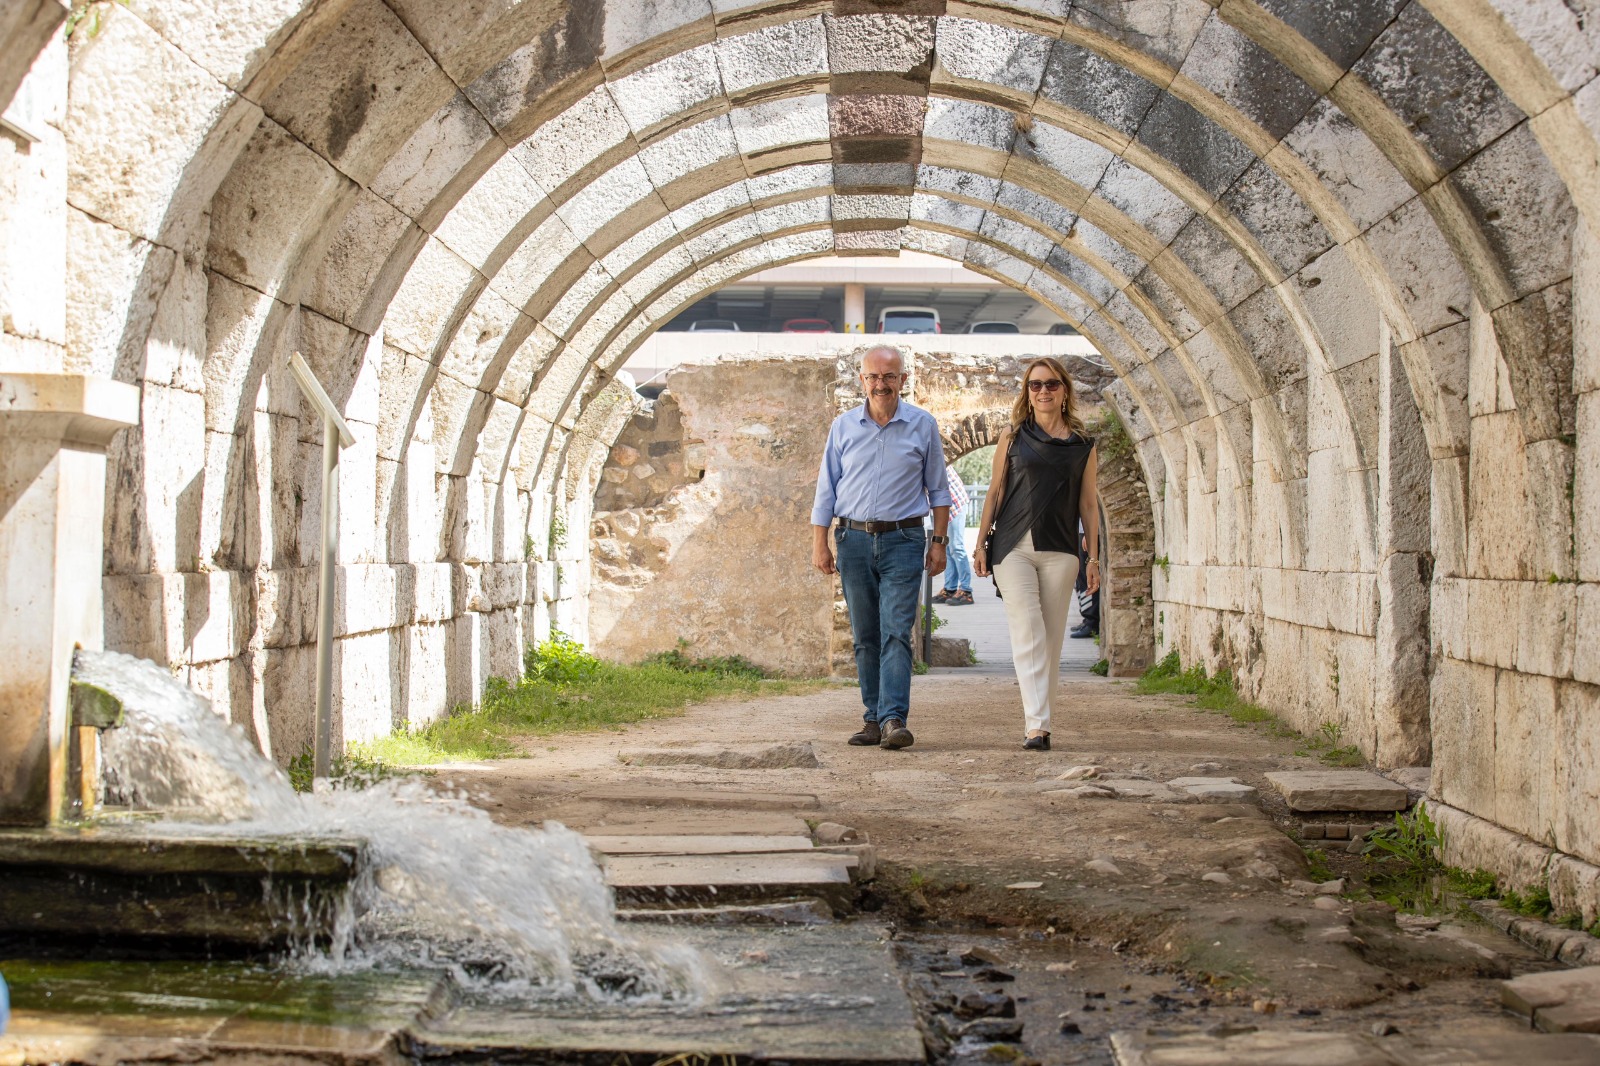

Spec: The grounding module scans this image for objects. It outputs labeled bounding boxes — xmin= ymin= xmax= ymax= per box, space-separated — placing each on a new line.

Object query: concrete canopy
xmin=5 ymin=0 xmax=1600 ymax=907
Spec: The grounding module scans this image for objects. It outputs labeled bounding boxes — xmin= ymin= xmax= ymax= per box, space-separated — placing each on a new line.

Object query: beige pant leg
xmin=994 ymin=531 xmax=1080 ymax=734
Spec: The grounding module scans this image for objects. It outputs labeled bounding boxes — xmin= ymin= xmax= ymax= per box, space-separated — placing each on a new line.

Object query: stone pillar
xmin=844 ymin=282 xmax=866 ymax=334
xmin=1374 ymin=320 xmax=1433 ymax=768
xmin=0 ymin=373 xmax=138 ymax=825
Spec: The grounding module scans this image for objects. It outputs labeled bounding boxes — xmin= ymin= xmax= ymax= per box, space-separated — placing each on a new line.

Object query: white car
xmin=967 ymin=320 xmax=1021 ymax=334
xmin=877 ymin=306 xmax=941 ymax=334
xmin=688 ymin=319 xmax=741 ymax=332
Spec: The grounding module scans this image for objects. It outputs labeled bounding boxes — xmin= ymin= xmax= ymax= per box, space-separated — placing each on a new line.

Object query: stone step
xmin=615 ymin=899 xmax=835 ymax=925
xmin=551 ymin=809 xmax=814 ymax=837
xmin=604 ymin=852 xmax=857 ymax=907
xmin=576 ymin=785 xmax=820 ymax=810
xmin=1110 ymin=1026 xmax=1600 ymax=1065
xmin=584 ymin=833 xmax=818 ymax=855
xmin=1264 ymin=770 xmax=1410 ymax=812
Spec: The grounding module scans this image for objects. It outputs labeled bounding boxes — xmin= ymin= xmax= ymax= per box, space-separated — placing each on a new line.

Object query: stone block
xmin=206 ymin=117 xmax=355 ymax=299
xmin=1493 ymin=670 xmax=1558 ymax=840
xmin=1516 ymin=580 xmax=1577 ymax=678
xmin=1430 ymin=656 xmax=1500 ymax=819
xmin=1464 ymin=578 xmax=1520 ymax=668
xmin=1264 ymin=770 xmax=1409 ymax=812
xmin=1554 ymin=681 xmax=1600 ymax=865
xmin=1502 ymin=967 xmax=1600 ymax=1033
xmin=66 ymin=5 xmax=261 ymax=244
xmin=1577 ymin=392 xmax=1600 ymax=583
xmin=715 ymin=16 xmax=827 ymax=96
xmin=927 ymin=636 xmax=972 ymax=667
xmin=383 ymin=237 xmax=482 ymax=358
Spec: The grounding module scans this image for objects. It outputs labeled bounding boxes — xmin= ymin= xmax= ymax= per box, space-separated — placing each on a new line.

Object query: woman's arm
xmin=1080 ymin=444 xmax=1100 ymax=593
xmin=972 ymin=429 xmax=1011 ymax=577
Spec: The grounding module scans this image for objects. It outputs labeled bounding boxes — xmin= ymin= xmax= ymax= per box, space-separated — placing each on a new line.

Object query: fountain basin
xmin=0 ymin=826 xmax=364 ymax=953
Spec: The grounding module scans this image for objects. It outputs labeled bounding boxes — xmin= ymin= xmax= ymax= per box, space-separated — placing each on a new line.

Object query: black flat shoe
xmin=1023 ymin=733 xmax=1050 ymax=751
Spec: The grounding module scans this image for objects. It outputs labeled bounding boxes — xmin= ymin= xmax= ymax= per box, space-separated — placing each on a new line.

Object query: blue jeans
xmin=943 ymin=528 xmax=972 ymax=592
xmin=836 ymin=525 xmax=924 ymax=725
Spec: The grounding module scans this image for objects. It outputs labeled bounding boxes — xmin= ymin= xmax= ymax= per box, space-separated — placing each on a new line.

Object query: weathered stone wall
xmin=588 ymin=348 xmax=1139 ymax=678
xmin=589 ymin=356 xmax=836 ymax=675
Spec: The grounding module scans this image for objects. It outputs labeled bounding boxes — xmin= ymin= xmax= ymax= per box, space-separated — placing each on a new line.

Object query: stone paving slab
xmin=618 ymin=742 xmax=822 ymax=769
xmin=576 ymin=785 xmax=820 ymax=809
xmin=1110 ymin=1026 xmax=1600 ymax=1065
xmin=1264 ymin=770 xmax=1410 ymax=812
xmin=584 ymin=833 xmax=818 ymax=855
xmin=410 ymin=923 xmax=925 ymax=1065
xmin=603 ymin=852 xmax=857 ymax=906
xmin=1502 ymin=965 xmax=1600 ymax=1032
xmin=550 ymin=809 xmax=814 ymax=837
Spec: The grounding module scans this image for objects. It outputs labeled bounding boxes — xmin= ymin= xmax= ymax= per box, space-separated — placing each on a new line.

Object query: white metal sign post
xmin=288 ymin=352 xmax=355 ymax=785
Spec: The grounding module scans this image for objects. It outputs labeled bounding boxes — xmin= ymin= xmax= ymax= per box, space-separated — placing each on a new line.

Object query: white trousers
xmin=992 ymin=530 xmax=1080 ymax=735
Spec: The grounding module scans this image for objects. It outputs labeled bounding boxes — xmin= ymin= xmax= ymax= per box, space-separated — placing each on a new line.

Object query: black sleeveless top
xmin=989 ymin=422 xmax=1094 ymax=567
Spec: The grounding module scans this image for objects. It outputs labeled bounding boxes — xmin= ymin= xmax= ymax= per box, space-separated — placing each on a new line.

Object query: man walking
xmin=932 ymin=463 xmax=974 ymax=606
xmin=811 ymin=346 xmax=952 ymax=750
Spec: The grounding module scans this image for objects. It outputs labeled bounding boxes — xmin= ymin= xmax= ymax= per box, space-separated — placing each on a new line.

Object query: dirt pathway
xmin=434 ymin=668 xmax=1563 ymax=1063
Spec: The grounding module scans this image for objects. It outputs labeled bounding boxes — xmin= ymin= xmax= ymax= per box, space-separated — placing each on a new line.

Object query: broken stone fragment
xmin=1085 ymin=858 xmax=1123 ymax=876
xmin=954 ymin=991 xmax=1016 ymax=1019
xmin=1057 ymin=765 xmax=1102 ymax=780
xmin=956 ymin=945 xmax=1004 ymax=967
xmin=813 ymin=821 xmax=858 ymax=844
xmin=1047 ymin=785 xmax=1115 ymax=799
xmin=1315 ymin=879 xmax=1346 ymax=895
xmin=958 ymin=1017 xmax=1023 ymax=1040
xmin=1201 ymin=871 xmax=1232 ymax=884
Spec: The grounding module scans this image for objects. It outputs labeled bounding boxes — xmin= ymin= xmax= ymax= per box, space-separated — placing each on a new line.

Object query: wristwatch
xmin=929 ymin=534 xmax=949 ymax=544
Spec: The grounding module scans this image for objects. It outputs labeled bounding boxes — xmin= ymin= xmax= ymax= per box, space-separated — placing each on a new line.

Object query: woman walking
xmin=973 ymin=357 xmax=1100 ymax=750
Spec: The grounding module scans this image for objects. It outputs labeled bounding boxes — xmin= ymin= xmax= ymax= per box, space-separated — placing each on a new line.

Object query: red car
xmin=781 ymin=318 xmax=833 ymax=333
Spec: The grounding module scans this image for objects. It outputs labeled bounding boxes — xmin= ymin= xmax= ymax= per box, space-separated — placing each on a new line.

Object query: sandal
xmin=1023 ymin=732 xmax=1051 ymax=751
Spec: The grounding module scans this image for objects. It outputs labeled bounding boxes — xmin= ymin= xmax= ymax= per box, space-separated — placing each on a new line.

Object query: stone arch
xmin=5 ymin=0 xmax=1600 ymax=911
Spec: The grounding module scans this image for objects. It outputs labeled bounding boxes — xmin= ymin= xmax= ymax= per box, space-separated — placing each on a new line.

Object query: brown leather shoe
xmin=880 ymin=719 xmax=914 ymax=749
xmin=849 ymin=721 xmax=881 ymax=746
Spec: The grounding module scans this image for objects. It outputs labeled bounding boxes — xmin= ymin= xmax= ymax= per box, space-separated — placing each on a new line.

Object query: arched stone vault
xmin=6 ymin=0 xmax=1600 ymax=914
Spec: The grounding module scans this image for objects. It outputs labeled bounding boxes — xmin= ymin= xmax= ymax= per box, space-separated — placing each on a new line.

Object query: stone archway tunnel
xmin=1 ymin=0 xmax=1598 ymax=913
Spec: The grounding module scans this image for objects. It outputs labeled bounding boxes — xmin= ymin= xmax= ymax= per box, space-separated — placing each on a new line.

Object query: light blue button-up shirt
xmin=811 ymin=400 xmax=952 ymax=526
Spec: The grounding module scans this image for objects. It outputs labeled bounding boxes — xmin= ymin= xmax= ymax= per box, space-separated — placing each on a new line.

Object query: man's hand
xmin=925 ymin=542 xmax=946 ymax=576
xmin=812 ymin=526 xmax=837 ymax=575
xmin=973 ymin=546 xmax=989 ymax=578
xmin=1085 ymin=560 xmax=1100 ymax=594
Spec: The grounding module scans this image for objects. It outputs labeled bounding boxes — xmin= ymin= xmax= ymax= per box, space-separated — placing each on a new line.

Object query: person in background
xmin=811 ymin=346 xmax=952 ymax=750
xmin=932 ymin=463 xmax=974 ymax=606
xmin=972 ymin=357 xmax=1099 ymax=751
xmin=1070 ymin=523 xmax=1101 ymax=638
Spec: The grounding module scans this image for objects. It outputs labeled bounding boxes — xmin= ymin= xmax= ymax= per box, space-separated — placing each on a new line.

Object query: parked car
xmin=877 ymin=306 xmax=941 ymax=334
xmin=1047 ymin=323 xmax=1081 ymax=336
xmin=967 ymin=320 xmax=1020 ymax=334
xmin=688 ymin=319 xmax=741 ymax=332
xmin=782 ymin=318 xmax=833 ymax=333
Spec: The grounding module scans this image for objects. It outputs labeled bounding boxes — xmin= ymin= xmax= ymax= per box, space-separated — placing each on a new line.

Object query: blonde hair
xmin=1011 ymin=356 xmax=1085 ymax=433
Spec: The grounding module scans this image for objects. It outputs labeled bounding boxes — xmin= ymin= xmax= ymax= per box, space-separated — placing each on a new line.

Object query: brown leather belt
xmin=840 ymin=517 xmax=925 ymax=534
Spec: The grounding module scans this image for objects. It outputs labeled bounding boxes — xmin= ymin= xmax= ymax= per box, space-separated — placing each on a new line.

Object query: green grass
xmin=1090 ymin=658 xmax=1109 ymax=676
xmin=286 ymin=746 xmax=406 ymax=793
xmin=1135 ymin=653 xmax=1369 ymax=761
xmin=361 ymin=634 xmax=817 ymax=766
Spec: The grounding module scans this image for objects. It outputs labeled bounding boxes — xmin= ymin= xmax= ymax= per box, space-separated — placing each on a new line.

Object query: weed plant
xmin=1090 ymin=658 xmax=1109 ymax=676
xmin=287 ymin=746 xmax=403 ymax=793
xmin=363 ymin=633 xmax=815 ymax=765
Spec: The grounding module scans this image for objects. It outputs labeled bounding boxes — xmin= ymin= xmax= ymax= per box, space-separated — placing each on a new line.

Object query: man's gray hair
xmin=857 ymin=345 xmax=906 ymax=372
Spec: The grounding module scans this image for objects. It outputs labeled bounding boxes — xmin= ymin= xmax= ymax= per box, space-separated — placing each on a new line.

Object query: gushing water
xmin=75 ymin=650 xmax=703 ymax=1002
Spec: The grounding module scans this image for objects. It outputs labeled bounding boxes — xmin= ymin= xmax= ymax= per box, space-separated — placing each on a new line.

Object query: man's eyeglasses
xmin=862 ymin=372 xmax=905 ymax=384
xmin=1027 ymin=378 xmax=1063 ymax=392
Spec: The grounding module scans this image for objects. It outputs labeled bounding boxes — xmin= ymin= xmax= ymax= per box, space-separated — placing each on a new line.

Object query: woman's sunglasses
xmin=1026 ymin=378 xmax=1063 ymax=392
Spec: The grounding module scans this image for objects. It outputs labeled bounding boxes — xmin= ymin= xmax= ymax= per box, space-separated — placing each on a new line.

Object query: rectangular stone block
xmin=1493 ymin=670 xmax=1558 ymax=840
xmin=1431 ymin=656 xmax=1500 ymax=820
xmin=1264 ymin=770 xmax=1409 ymax=812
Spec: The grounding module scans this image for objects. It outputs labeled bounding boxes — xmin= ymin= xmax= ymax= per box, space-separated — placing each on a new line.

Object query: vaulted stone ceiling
xmin=8 ymin=1 xmax=1596 ymax=765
